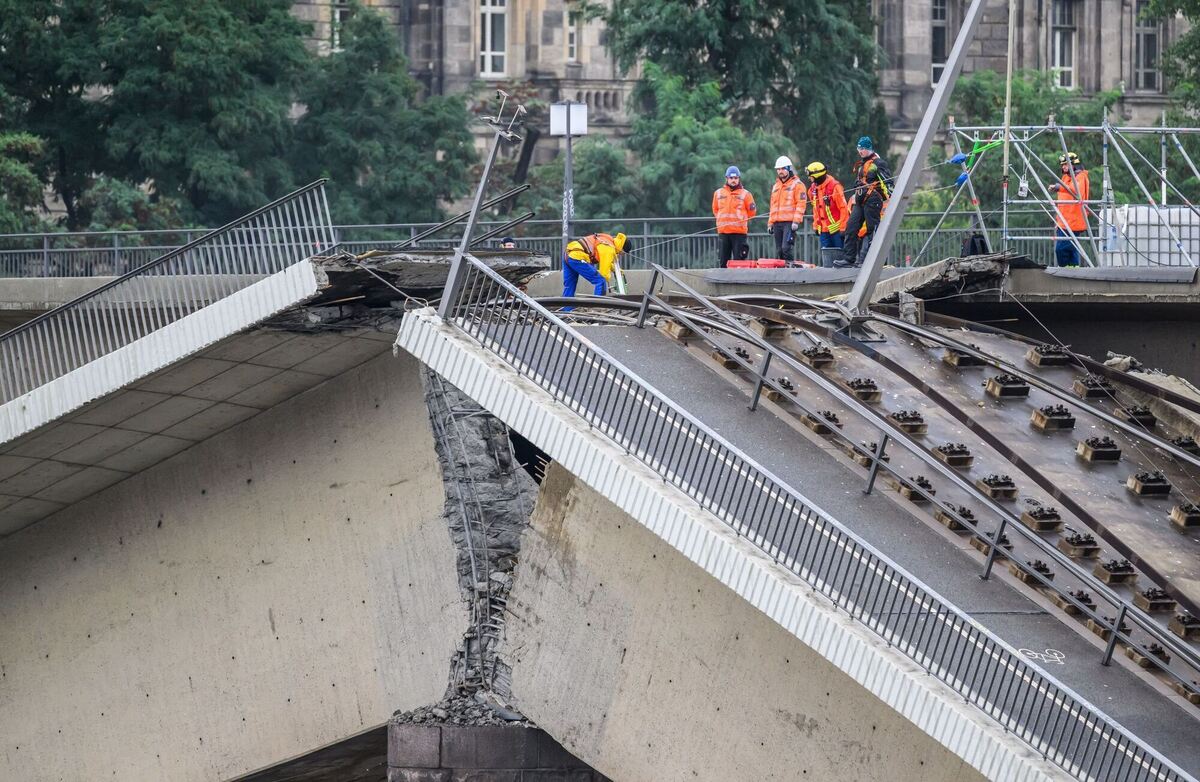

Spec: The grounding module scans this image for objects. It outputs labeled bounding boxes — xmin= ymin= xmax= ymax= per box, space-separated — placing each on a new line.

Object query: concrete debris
xmin=1104 ymin=352 xmax=1144 ymax=372
xmin=392 ymin=692 xmax=534 ymax=728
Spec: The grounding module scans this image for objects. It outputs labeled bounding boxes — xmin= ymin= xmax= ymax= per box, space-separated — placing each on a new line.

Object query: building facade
xmin=877 ymin=0 xmax=1183 ymax=137
xmin=290 ymin=1 xmax=1183 ymax=153
xmin=291 ymin=0 xmax=635 ymax=158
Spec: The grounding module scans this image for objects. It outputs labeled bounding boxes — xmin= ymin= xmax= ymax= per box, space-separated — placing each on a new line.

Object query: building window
xmin=1134 ymin=0 xmax=1161 ymax=92
xmin=1051 ymin=0 xmax=1076 ymax=88
xmin=479 ymin=0 xmax=507 ymax=77
xmin=331 ymin=0 xmax=351 ymax=52
xmin=567 ymin=11 xmax=580 ymax=62
xmin=931 ymin=0 xmax=948 ymax=84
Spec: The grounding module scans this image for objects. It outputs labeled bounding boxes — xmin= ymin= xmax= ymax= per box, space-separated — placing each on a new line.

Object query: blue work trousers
xmin=1055 ymin=227 xmax=1082 ymax=267
xmin=562 ymin=256 xmax=606 ymax=297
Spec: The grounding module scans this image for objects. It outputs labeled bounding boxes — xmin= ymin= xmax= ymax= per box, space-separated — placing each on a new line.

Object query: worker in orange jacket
xmin=805 ymin=161 xmax=848 ymax=267
xmin=1049 ymin=151 xmax=1090 ymax=267
xmin=768 ymin=156 xmax=806 ymax=262
xmin=712 ymin=165 xmax=757 ymax=267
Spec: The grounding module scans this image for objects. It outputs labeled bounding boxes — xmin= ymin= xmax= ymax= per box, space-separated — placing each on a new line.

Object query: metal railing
xmin=641 ymin=264 xmax=1200 ymax=696
xmin=0 ymin=212 xmax=1029 ymax=277
xmin=0 ymin=181 xmax=334 ymax=405
xmin=439 ymin=253 xmax=1192 ymax=782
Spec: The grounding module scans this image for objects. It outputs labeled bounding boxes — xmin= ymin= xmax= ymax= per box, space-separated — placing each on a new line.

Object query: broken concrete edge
xmin=420 ymin=369 xmax=538 ymax=708
xmin=394 ymin=307 xmax=1083 ymax=782
xmin=310 ymin=249 xmax=551 ymax=309
xmin=0 ymin=260 xmax=326 ymax=447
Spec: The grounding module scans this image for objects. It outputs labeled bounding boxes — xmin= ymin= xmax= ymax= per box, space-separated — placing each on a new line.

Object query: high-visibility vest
xmin=566 ymin=233 xmax=618 ymax=283
xmin=854 ymin=153 xmax=891 ymax=200
xmin=571 ymin=233 xmax=616 ymax=263
xmin=769 ymin=175 xmax=807 ymax=224
xmin=1055 ymin=169 xmax=1090 ymax=232
xmin=808 ymin=177 xmax=849 ymax=234
xmin=712 ymin=185 xmax=757 ymax=234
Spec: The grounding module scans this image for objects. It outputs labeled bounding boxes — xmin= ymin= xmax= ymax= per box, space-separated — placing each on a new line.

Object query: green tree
xmin=290 ymin=7 xmax=476 ymax=224
xmin=98 ymin=0 xmax=311 ymax=226
xmin=78 ymin=177 xmax=186 ymax=236
xmin=1148 ymin=0 xmax=1200 ymax=113
xmin=0 ymin=131 xmax=44 ymax=234
xmin=591 ymin=0 xmax=887 ymax=171
xmin=0 ymin=1 xmax=106 ymax=228
xmin=626 ymin=66 xmax=791 ymax=218
xmin=935 ymin=70 xmax=1126 ymax=226
xmin=521 ymin=65 xmax=791 ymax=226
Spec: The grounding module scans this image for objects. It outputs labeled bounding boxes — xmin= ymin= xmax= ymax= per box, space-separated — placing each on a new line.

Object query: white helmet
xmin=774 ymin=155 xmax=793 ymax=169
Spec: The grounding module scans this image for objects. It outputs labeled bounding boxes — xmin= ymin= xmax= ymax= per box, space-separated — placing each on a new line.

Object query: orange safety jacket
xmin=712 ymin=185 xmax=757 ymax=234
xmin=769 ymin=174 xmax=807 ymax=225
xmin=808 ymin=176 xmax=849 ymax=235
xmin=1055 ymin=169 xmax=1090 ymax=233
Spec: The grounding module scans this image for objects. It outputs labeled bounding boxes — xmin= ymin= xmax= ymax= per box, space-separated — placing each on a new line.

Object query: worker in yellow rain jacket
xmin=562 ymin=232 xmax=632 ymax=297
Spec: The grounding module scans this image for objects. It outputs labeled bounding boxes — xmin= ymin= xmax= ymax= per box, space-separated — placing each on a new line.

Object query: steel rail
xmin=695 ymin=296 xmax=1200 ymax=678
xmin=907 ymin=308 xmax=1200 ymax=418
xmin=641 ymin=268 xmax=1200 ymax=683
xmin=442 ymin=260 xmax=1192 ymax=780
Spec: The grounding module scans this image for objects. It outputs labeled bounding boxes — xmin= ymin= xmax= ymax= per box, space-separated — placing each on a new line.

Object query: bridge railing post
xmin=980 ymin=518 xmax=1008 ymax=580
xmin=636 ymin=267 xmax=659 ymax=329
xmin=748 ymin=352 xmax=773 ymax=411
xmin=1101 ymin=604 xmax=1128 ymax=666
xmin=862 ymin=434 xmax=890 ymax=495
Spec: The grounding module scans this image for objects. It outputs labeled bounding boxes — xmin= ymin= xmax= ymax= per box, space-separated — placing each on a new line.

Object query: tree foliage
xmin=1147 ymin=0 xmax=1200 ymax=114
xmin=0 ymin=0 xmax=478 ymax=231
xmin=0 ymin=1 xmax=106 ymax=227
xmin=290 ymin=9 xmax=475 ymax=224
xmin=591 ymin=0 xmax=888 ymax=172
xmin=518 ymin=65 xmax=791 ymax=224
xmin=98 ymin=0 xmax=311 ymax=225
xmin=919 ymin=70 xmax=1135 ymax=227
xmin=0 ymin=88 xmax=45 ymax=233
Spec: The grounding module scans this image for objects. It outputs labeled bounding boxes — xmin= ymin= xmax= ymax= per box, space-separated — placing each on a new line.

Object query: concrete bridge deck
xmin=571 ymin=322 xmax=1200 ymax=774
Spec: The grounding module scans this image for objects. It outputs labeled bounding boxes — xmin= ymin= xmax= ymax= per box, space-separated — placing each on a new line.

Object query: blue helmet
xmin=725 ymin=166 xmax=741 ymax=178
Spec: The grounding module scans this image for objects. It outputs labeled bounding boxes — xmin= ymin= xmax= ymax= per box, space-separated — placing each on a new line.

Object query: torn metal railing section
xmin=0 ymin=181 xmax=335 ymax=406
xmin=434 ymin=253 xmax=1193 ymax=782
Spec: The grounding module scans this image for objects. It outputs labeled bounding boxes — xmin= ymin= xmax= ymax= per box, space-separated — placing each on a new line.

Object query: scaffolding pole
xmin=1105 ymin=124 xmax=1198 ymax=267
xmin=1008 ymin=137 xmax=1094 ymax=266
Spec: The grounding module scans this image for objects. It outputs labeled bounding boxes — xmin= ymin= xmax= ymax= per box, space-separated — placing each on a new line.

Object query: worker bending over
xmin=1049 ymin=151 xmax=1089 ymax=267
xmin=768 ymin=156 xmax=806 ymax=262
xmin=561 ymin=232 xmax=631 ymax=298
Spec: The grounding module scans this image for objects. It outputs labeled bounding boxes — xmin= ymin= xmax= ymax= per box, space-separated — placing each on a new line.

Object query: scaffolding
xmin=938 ymin=113 xmax=1200 ymax=267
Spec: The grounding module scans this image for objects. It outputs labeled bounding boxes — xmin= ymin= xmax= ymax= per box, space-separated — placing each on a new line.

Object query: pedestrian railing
xmin=436 ymin=252 xmax=1193 ymax=782
xmin=0 ymin=213 xmax=1035 ymax=277
xmin=0 ymin=181 xmax=334 ymax=405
